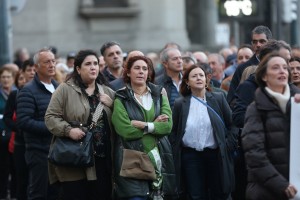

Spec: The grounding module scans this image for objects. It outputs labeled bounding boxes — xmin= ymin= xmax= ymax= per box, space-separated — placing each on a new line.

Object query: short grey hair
xmin=209 ymin=53 xmax=225 ymax=65
xmin=33 ymin=47 xmax=53 ymax=64
xmin=160 ymin=48 xmax=180 ymax=63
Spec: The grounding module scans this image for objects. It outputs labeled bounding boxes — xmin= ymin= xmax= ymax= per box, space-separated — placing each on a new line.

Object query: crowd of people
xmin=0 ymin=24 xmax=300 ymax=200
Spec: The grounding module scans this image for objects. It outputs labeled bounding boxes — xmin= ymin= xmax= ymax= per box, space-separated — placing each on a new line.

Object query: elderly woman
xmin=45 ymin=49 xmax=115 ymax=200
xmin=242 ymin=53 xmax=300 ymax=200
xmin=170 ymin=64 xmax=237 ymax=200
xmin=112 ymin=55 xmax=175 ymax=200
xmin=0 ymin=66 xmax=16 ymax=200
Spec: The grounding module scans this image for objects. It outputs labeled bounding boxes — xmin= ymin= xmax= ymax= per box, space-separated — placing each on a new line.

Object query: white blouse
xmin=182 ymin=97 xmax=217 ymax=151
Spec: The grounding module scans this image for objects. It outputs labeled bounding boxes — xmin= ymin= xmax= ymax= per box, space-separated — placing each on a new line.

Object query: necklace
xmin=133 ymin=87 xmax=147 ymax=96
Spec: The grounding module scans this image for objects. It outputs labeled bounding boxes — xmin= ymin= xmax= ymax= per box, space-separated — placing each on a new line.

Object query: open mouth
xmin=278 ymin=76 xmax=286 ymax=80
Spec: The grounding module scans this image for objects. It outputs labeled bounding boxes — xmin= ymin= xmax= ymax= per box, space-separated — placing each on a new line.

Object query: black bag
xmin=48 ymin=85 xmax=105 ymax=167
xmin=48 ymin=131 xmax=94 ymax=167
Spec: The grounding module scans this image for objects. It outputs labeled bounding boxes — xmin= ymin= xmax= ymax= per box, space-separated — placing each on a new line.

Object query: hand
xmin=285 ymin=184 xmax=297 ymax=199
xmin=69 ymin=128 xmax=86 ymax=141
xmin=131 ymin=120 xmax=146 ymax=130
xmin=99 ymin=93 xmax=113 ymax=108
xmin=294 ymin=94 xmax=300 ymax=103
xmin=154 ymin=114 xmax=169 ymax=122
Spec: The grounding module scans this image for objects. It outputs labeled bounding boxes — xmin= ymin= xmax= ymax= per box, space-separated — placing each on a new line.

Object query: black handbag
xmin=48 ymin=130 xmax=94 ymax=167
xmin=48 ymin=92 xmax=104 ymax=167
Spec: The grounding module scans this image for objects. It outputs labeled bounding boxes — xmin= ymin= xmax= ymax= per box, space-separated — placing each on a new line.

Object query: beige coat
xmin=45 ymin=78 xmax=115 ymax=184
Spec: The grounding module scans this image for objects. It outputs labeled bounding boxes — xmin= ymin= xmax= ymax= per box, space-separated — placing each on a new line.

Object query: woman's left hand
xmin=99 ymin=93 xmax=113 ymax=107
xmin=294 ymin=94 xmax=300 ymax=103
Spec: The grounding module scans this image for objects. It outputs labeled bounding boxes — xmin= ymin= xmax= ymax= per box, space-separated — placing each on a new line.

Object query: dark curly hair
xmin=66 ymin=49 xmax=109 ymax=88
xmin=123 ymin=55 xmax=155 ymax=84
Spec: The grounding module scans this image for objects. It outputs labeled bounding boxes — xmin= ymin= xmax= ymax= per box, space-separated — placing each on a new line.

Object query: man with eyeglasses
xmin=227 ymin=25 xmax=272 ymax=107
xmin=17 ymin=47 xmax=59 ymax=200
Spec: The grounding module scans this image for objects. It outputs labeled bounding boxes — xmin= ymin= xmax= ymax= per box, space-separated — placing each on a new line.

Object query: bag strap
xmin=192 ymin=95 xmax=226 ymax=128
xmin=89 ymin=85 xmax=105 ymax=130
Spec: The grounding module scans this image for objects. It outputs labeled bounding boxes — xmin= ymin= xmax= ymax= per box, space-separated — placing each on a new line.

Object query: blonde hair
xmin=240 ymin=65 xmax=257 ymax=84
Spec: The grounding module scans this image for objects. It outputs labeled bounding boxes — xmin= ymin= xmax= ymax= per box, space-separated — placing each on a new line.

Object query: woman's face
xmin=263 ymin=56 xmax=289 ymax=93
xmin=187 ymin=67 xmax=206 ymax=92
xmin=0 ymin=70 xmax=14 ymax=90
xmin=17 ymin=73 xmax=26 ymax=88
xmin=128 ymin=60 xmax=148 ymax=86
xmin=289 ymin=60 xmax=300 ymax=86
xmin=76 ymin=55 xmax=99 ymax=84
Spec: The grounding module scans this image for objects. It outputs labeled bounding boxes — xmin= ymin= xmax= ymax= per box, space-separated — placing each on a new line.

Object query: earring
xmin=205 ymin=84 xmax=208 ymax=89
xmin=187 ymin=85 xmax=190 ymax=89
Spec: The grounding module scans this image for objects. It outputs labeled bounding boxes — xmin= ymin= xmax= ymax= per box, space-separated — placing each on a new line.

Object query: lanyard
xmin=192 ymin=95 xmax=226 ymax=128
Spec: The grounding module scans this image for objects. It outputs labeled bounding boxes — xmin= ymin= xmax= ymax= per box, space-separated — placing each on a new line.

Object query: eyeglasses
xmin=251 ymin=39 xmax=267 ymax=45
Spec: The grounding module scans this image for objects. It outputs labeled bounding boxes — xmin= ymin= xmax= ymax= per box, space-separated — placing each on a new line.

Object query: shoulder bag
xmin=48 ymin=95 xmax=104 ymax=167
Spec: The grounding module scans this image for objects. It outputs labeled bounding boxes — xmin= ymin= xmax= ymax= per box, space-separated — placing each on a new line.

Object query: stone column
xmin=186 ymin=0 xmax=218 ymax=47
xmin=135 ymin=0 xmax=190 ymax=51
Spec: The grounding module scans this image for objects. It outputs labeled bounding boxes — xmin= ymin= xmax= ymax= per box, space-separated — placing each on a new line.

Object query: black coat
xmin=232 ymin=73 xmax=258 ymax=128
xmin=227 ymin=55 xmax=259 ymax=106
xmin=169 ymin=92 xmax=238 ymax=196
xmin=242 ymin=85 xmax=300 ymax=200
xmin=16 ymin=74 xmax=58 ymax=152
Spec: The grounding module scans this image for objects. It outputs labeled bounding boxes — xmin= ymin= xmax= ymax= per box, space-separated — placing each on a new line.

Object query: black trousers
xmin=231 ymin=148 xmax=247 ymax=200
xmin=60 ymin=157 xmax=112 ymax=200
xmin=25 ymin=149 xmax=59 ymax=200
xmin=182 ymin=147 xmax=229 ymax=200
xmin=0 ymin=137 xmax=16 ymax=199
xmin=14 ymin=144 xmax=28 ymax=200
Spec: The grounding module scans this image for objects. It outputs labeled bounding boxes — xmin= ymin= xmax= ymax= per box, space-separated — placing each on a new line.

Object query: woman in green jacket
xmin=112 ymin=55 xmax=175 ymax=200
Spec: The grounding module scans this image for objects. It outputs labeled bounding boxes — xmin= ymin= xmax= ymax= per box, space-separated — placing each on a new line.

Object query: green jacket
xmin=112 ymin=83 xmax=176 ymax=198
xmin=45 ymin=78 xmax=115 ymax=184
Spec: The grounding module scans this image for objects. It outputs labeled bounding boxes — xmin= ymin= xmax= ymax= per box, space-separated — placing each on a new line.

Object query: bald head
xmin=126 ymin=50 xmax=144 ymax=62
xmin=193 ymin=51 xmax=208 ymax=64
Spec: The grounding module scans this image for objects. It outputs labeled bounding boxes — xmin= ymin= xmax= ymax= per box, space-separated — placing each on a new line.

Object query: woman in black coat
xmin=242 ymin=53 xmax=300 ymax=200
xmin=170 ymin=65 xmax=237 ymax=200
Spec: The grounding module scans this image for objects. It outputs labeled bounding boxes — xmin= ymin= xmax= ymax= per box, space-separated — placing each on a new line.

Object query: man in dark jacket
xmin=155 ymin=48 xmax=183 ymax=109
xmin=17 ymin=48 xmax=59 ymax=200
xmin=100 ymin=41 xmax=124 ymax=82
xmin=227 ymin=25 xmax=272 ymax=107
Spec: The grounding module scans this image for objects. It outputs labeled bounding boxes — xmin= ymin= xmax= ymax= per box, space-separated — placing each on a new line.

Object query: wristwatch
xmin=144 ymin=123 xmax=148 ymax=133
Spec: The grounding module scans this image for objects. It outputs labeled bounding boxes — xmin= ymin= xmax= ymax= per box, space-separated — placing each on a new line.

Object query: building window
xmin=80 ymin=0 xmax=139 ymax=18
xmin=93 ymin=0 xmax=128 ymax=7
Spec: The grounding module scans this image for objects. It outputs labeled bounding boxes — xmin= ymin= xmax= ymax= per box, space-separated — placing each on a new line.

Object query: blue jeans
xmin=182 ymin=147 xmax=228 ymax=200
